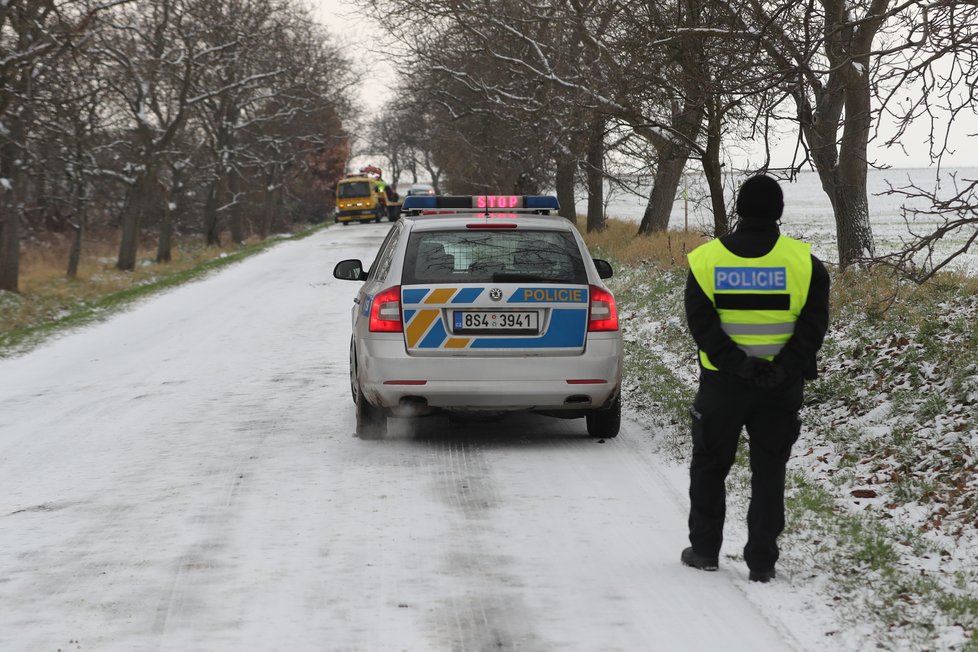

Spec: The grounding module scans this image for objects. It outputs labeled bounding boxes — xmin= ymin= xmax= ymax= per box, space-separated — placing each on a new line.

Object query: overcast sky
xmin=311 ymin=1 xmax=974 ymax=170
xmin=313 ymin=0 xmax=396 ymax=112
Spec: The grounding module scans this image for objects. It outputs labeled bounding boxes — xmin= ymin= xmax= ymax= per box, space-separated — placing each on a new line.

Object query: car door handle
xmin=353 ymin=297 xmax=360 ymax=304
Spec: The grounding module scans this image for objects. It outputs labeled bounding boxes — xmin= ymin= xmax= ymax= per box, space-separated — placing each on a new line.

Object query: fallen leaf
xmin=851 ymin=489 xmax=878 ymax=498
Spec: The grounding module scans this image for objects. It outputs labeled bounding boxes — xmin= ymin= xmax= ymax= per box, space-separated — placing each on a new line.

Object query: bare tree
xmin=95 ymin=0 xmax=208 ymax=270
xmin=367 ymin=102 xmax=412 ymax=188
xmin=195 ymin=0 xmax=283 ymax=246
xmin=872 ymin=171 xmax=978 ymax=283
xmin=0 ymin=0 xmax=358 ymax=288
xmin=237 ymin=17 xmax=356 ymax=235
xmin=32 ymin=38 xmax=115 ymax=278
xmin=0 ymin=0 xmax=119 ymax=290
xmin=713 ymin=1 xmax=978 ymax=268
xmin=368 ymin=0 xmax=602 ymax=224
xmin=366 ymin=0 xmax=724 ymax=233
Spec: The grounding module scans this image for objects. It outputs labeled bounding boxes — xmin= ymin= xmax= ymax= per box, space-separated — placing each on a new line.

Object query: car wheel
xmin=349 ymin=339 xmax=357 ymax=404
xmin=586 ymin=393 xmax=620 ymax=438
xmin=351 ymin=342 xmax=386 ymax=438
xmin=356 ymin=384 xmax=387 ymax=439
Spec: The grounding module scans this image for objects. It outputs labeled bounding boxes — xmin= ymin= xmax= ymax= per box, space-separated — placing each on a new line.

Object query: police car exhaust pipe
xmin=564 ymin=395 xmax=592 ymax=405
xmin=396 ymin=396 xmax=432 ymax=417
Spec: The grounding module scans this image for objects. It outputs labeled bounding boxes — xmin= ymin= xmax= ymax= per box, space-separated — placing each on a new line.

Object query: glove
xmin=752 ymin=360 xmax=787 ymax=389
xmin=734 ymin=356 xmax=760 ymax=380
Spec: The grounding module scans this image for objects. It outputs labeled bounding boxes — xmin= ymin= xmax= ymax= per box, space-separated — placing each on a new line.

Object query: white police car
xmin=333 ymin=195 xmax=623 ymax=439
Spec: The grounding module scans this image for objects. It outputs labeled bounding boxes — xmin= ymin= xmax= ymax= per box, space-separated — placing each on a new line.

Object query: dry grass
xmin=830 ymin=265 xmax=978 ymax=324
xmin=2 ymin=232 xmax=254 ymax=335
xmin=580 ymin=217 xmax=708 ymax=269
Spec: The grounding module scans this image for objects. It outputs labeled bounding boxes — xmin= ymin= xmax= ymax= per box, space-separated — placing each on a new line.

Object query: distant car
xmin=333 ymin=194 xmax=623 ymax=439
xmin=403 ymin=184 xmax=436 ymax=197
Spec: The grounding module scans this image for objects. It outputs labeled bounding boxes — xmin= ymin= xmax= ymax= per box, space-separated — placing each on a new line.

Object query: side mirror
xmin=334 ymin=259 xmax=368 ymax=281
xmin=593 ymin=258 xmax=614 ymax=280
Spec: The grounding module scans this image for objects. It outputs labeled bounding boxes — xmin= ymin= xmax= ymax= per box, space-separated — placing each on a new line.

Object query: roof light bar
xmin=401 ymin=194 xmax=560 ymax=215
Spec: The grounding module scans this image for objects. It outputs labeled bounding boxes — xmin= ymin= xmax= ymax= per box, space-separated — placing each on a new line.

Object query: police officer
xmin=680 ymin=174 xmax=830 ymax=582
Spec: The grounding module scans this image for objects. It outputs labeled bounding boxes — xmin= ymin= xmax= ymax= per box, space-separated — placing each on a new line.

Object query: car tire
xmin=349 ymin=339 xmax=358 ymax=404
xmin=356 ymin=384 xmax=387 ymax=439
xmin=351 ymin=342 xmax=387 ymax=439
xmin=586 ymin=393 xmax=620 ymax=438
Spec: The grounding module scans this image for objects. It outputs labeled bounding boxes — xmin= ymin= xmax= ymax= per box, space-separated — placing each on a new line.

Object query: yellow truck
xmin=335 ymin=173 xmax=388 ymax=224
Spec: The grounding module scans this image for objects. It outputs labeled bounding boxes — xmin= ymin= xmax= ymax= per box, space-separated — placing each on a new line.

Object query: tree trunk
xmin=117 ymin=169 xmax=156 ymax=271
xmin=157 ymin=205 xmax=174 ymax=263
xmin=203 ymin=181 xmax=222 ymax=246
xmin=830 ymin=63 xmax=874 ymax=267
xmin=67 ymin=220 xmax=83 ymax=279
xmin=67 ymin=181 xmax=85 ymax=278
xmin=421 ymin=152 xmax=441 ymax=194
xmin=66 ymin=157 xmax=87 ymax=279
xmin=794 ymin=8 xmax=877 ymax=269
xmin=630 ymin=86 xmax=705 ymax=236
xmin=818 ymin=168 xmax=873 ymax=266
xmin=0 ymin=197 xmax=19 ymax=293
xmin=228 ymin=170 xmax=244 ymax=245
xmin=555 ymin=155 xmax=577 ymax=225
xmin=157 ymin=166 xmax=184 ymax=263
xmin=804 ymin=105 xmax=876 ymax=268
xmin=702 ymin=99 xmax=728 ymax=237
xmin=388 ymin=154 xmax=401 ymax=188
xmin=0 ymin=129 xmax=22 ymax=292
xmin=584 ymin=115 xmax=605 ymax=233
xmin=116 ymin=191 xmax=139 ymax=271
xmin=637 ymin=152 xmax=687 ymax=235
xmin=259 ymin=170 xmax=275 ymax=240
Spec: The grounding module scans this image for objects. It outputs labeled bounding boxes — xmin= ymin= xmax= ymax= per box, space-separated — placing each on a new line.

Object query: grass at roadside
xmin=583 ymin=218 xmax=978 ymax=650
xmin=0 ymin=227 xmax=324 ymax=358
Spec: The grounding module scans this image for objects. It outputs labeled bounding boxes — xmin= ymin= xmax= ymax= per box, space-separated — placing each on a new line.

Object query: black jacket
xmin=684 ymin=219 xmax=831 ymax=380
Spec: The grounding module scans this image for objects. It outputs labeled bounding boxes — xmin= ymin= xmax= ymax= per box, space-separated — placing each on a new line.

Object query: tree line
xmin=364 ymin=0 xmax=978 ymax=275
xmin=1 ymin=0 xmax=358 ymax=292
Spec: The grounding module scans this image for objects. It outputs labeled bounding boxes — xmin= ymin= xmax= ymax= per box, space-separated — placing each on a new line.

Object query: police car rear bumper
xmin=357 ymin=334 xmax=622 ymax=412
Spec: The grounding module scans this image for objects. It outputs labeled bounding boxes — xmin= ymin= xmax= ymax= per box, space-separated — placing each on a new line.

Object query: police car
xmin=333 ymin=195 xmax=623 ymax=439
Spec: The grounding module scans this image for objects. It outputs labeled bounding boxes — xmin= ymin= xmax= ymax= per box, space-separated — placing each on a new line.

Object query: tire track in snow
xmin=418 ymin=427 xmax=550 ymax=652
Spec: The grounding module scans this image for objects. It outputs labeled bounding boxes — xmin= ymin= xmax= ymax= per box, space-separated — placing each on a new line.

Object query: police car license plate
xmin=453 ymin=310 xmax=539 ymax=334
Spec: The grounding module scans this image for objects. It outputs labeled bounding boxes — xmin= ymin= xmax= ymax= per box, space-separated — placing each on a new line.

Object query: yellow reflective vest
xmin=688 ymin=235 xmax=813 ymax=371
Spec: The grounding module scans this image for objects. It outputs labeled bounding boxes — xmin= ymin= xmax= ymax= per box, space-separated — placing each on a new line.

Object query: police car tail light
xmin=369 ymin=285 xmax=403 ymax=332
xmin=588 ymin=285 xmax=619 ymax=332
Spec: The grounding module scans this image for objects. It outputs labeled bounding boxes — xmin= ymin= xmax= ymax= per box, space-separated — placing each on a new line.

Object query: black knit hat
xmin=736 ymin=174 xmax=784 ymax=222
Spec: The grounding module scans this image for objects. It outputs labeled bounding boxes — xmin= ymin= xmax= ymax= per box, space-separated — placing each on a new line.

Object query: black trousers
xmin=687 ymin=371 xmax=803 ymax=572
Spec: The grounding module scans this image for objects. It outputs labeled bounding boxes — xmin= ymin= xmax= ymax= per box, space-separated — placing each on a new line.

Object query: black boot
xmin=680 ymin=547 xmax=718 ymax=571
xmin=748 ymin=568 xmax=776 ymax=583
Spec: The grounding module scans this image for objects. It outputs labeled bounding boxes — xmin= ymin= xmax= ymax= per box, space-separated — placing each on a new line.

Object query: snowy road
xmin=0 ymin=224 xmax=834 ymax=651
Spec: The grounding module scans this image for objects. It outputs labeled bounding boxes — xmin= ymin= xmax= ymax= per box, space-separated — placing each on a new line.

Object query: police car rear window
xmin=403 ymin=230 xmax=587 ymax=285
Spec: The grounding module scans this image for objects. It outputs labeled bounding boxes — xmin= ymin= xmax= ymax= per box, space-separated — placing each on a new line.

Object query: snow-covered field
xmin=578 ymin=166 xmax=978 ymax=274
xmin=1 ymin=224 xmax=857 ymax=651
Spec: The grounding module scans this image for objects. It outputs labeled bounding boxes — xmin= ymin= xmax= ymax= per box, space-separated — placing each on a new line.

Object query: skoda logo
xmin=489 ymin=288 xmax=503 ymax=302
